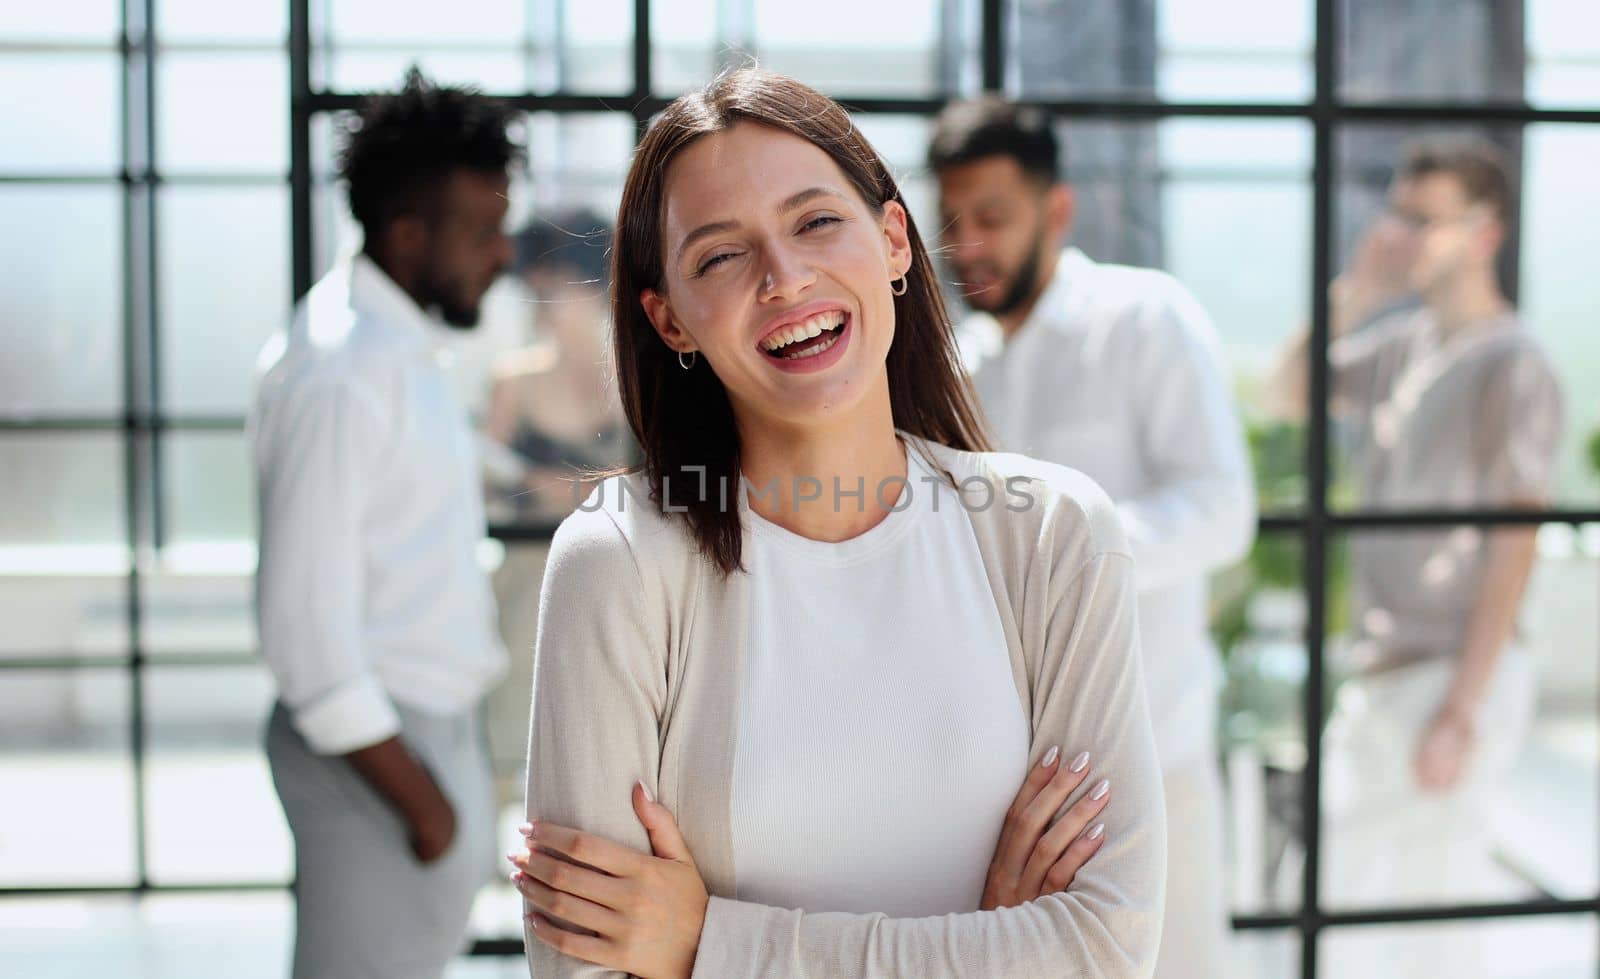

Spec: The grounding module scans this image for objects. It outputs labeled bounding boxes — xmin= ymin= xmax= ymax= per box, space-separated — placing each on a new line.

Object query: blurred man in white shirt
xmin=251 ymin=69 xmax=518 ymax=979
xmin=931 ymin=97 xmax=1256 ymax=979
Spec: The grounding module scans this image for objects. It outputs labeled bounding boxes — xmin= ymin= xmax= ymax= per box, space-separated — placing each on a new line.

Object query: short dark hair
xmin=1398 ymin=140 xmax=1511 ymax=223
xmin=338 ymin=67 xmax=523 ymax=241
xmin=927 ymin=96 xmax=1060 ymax=184
xmin=513 ymin=208 xmax=612 ymax=287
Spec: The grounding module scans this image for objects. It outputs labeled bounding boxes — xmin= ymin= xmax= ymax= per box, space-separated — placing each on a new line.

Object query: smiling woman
xmin=512 ymin=68 xmax=1168 ymax=979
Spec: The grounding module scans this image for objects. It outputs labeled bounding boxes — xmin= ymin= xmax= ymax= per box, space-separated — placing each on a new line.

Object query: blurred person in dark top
xmin=481 ymin=207 xmax=633 ymax=523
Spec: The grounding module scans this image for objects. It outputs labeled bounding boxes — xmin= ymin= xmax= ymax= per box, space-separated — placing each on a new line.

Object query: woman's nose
xmin=757 ymin=247 xmax=816 ymax=302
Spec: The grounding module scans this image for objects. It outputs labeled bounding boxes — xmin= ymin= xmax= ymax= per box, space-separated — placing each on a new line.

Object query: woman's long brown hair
xmin=611 ymin=68 xmax=992 ymax=575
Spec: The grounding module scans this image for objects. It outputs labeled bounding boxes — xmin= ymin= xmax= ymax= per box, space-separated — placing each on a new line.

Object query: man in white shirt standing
xmin=931 ymin=98 xmax=1256 ymax=978
xmin=251 ymin=69 xmax=518 ymax=978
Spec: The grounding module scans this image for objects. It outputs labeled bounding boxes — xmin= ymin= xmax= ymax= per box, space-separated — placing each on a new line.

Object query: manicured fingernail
xmin=1069 ymin=750 xmax=1091 ymax=773
xmin=509 ymin=870 xmax=521 ymax=884
xmin=505 ymin=853 xmax=518 ymax=865
xmin=1041 ymin=746 xmax=1060 ymax=768
xmin=638 ymin=779 xmax=654 ymax=803
xmin=518 ymin=822 xmax=535 ymax=837
xmin=1090 ymin=779 xmax=1110 ymax=801
xmin=1088 ymin=823 xmax=1105 ymax=841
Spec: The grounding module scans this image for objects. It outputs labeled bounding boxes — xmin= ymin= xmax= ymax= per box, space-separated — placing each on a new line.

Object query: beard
xmin=959 ymin=231 xmax=1048 ymax=319
xmin=416 ymin=267 xmax=486 ymax=329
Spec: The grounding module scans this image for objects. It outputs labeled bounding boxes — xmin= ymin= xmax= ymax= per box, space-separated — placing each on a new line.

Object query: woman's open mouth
xmin=758 ymin=310 xmax=848 ymax=362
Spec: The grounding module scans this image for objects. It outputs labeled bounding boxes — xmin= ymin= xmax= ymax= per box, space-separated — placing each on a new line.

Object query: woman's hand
xmin=981 ymin=745 xmax=1111 ymax=910
xmin=510 ymin=782 xmax=709 ymax=979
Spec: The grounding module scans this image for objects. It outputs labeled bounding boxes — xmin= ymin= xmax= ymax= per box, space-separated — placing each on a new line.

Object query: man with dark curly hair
xmin=250 ymin=68 xmax=523 ymax=978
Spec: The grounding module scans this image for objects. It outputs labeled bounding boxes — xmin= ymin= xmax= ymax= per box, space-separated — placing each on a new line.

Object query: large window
xmin=3 ymin=1 xmax=1597 ymax=974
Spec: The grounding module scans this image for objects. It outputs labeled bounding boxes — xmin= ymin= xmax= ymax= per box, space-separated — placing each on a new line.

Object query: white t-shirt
xmin=731 ymin=447 xmax=1030 ymax=917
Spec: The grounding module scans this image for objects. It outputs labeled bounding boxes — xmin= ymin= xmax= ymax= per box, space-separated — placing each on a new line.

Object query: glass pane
xmin=854 ymin=114 xmax=937 ymax=225
xmin=0 ymin=433 xmax=126 ymax=549
xmin=163 ymin=431 xmax=254 ymax=547
xmin=144 ymin=664 xmax=290 ymax=884
xmin=752 ymin=0 xmax=946 ymax=96
xmin=157 ymin=53 xmax=288 ymax=175
xmin=156 ymin=0 xmax=285 ymax=43
xmin=650 ymin=0 xmax=718 ymax=94
xmin=0 ymin=184 xmax=122 ymax=418
xmin=0 ymin=0 xmax=118 ymax=42
xmin=1013 ymin=0 xmax=1312 ymax=102
xmin=523 ymin=111 xmax=633 ymax=214
xmin=0 ymin=434 xmax=129 ymax=661
xmin=1159 ymin=120 xmax=1311 ymax=513
xmin=1328 ymin=124 xmax=1597 ymax=512
xmin=0 ymin=668 xmax=135 ymax=885
xmin=326 ymin=0 xmax=524 ymax=43
xmin=1232 ymin=930 xmax=1300 ymax=979
xmin=326 ymin=51 xmax=526 ymax=92
xmin=0 ymin=576 xmax=129 ymax=663
xmin=158 ymin=185 xmax=290 ymax=416
xmin=0 ymin=893 xmax=296 ymax=978
xmin=1214 ymin=532 xmax=1307 ymax=916
xmin=143 ymin=432 xmax=255 ymax=658
xmin=543 ymin=0 xmax=632 ymax=92
xmin=653 ymin=0 xmax=961 ymax=97
xmin=1342 ymin=0 xmax=1600 ymax=108
xmin=1321 ymin=526 xmax=1599 ymax=912
xmin=1319 ymin=912 xmax=1598 ymax=979
xmin=1528 ymin=0 xmax=1600 ymax=105
xmin=0 ymin=55 xmax=119 ymax=174
xmin=1523 ymin=124 xmax=1600 ymax=505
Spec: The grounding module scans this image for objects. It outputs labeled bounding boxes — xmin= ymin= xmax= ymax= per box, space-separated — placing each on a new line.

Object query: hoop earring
xmin=890 ymin=273 xmax=909 ymax=296
xmin=677 ymin=349 xmax=697 ymax=370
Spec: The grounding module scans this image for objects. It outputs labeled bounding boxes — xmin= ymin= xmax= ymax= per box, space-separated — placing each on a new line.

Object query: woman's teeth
xmin=761 ymin=311 xmax=846 ymax=354
xmin=777 ymin=330 xmax=841 ymax=360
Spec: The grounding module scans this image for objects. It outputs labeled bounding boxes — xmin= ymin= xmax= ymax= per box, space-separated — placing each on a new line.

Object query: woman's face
xmin=641 ymin=122 xmax=912 ymax=433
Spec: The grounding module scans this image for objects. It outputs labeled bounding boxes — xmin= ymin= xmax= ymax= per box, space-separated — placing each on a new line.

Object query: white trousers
xmin=1318 ymin=649 xmax=1536 ymax=979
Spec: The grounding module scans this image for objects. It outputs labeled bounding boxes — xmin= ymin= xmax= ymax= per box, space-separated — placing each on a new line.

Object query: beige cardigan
xmin=524 ymin=439 xmax=1167 ymax=978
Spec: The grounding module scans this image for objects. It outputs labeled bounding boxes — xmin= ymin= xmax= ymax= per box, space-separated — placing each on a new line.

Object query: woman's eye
xmin=697 ymin=252 xmax=737 ymax=275
xmin=802 ymin=215 xmax=841 ymax=232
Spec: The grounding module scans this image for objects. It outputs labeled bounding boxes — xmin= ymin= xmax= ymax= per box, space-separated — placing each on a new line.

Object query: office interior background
xmin=2 ymin=0 xmax=1598 ymax=975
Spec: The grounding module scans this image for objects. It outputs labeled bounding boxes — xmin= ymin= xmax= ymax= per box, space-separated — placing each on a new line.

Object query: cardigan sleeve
xmin=523 ymin=504 xmax=666 ymax=979
xmin=689 ymin=546 xmax=1167 ymax=979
